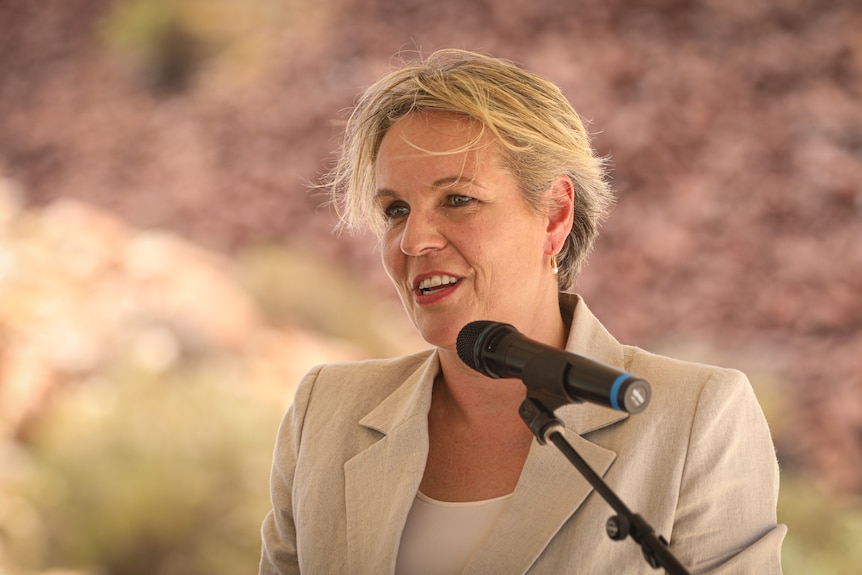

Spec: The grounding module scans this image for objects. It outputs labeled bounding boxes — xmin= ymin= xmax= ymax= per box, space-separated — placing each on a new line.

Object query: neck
xmin=434 ymin=292 xmax=570 ymax=421
xmin=437 ymin=349 xmax=528 ymax=422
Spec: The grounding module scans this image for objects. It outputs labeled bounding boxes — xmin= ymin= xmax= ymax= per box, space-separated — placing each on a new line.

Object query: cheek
xmin=380 ymin=232 xmax=404 ymax=281
xmin=485 ymin=223 xmax=546 ymax=275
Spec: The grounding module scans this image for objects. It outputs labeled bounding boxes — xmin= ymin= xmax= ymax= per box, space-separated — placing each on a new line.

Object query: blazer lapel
xmin=465 ymin=404 xmax=626 ymax=574
xmin=343 ymin=351 xmax=439 ymax=575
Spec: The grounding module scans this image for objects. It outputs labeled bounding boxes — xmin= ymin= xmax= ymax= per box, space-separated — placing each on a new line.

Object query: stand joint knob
xmin=606 ymin=515 xmax=630 ymax=541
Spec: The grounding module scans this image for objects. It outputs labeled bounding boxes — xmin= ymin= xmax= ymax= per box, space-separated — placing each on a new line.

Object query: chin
xmin=416 ymin=324 xmax=459 ymax=352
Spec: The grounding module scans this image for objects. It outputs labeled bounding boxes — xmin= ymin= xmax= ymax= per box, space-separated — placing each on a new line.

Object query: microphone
xmin=456 ymin=321 xmax=651 ymax=413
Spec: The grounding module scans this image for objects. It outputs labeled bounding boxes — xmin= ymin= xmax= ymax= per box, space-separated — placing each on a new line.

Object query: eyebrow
xmin=373 ymin=188 xmax=399 ymax=203
xmin=374 ymin=175 xmax=485 ymax=201
xmin=430 ymin=175 xmax=483 ymax=190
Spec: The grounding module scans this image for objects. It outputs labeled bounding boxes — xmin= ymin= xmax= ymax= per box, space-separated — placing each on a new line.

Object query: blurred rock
xmin=0 ymin=177 xmax=364 ymax=443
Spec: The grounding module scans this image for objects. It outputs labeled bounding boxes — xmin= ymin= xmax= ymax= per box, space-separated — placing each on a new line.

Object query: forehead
xmin=376 ymin=113 xmax=504 ymax=185
xmin=378 ymin=111 xmax=495 ymax=159
xmin=371 ymin=111 xmax=537 ymax=219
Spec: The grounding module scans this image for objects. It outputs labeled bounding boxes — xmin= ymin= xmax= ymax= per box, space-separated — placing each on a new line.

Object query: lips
xmin=418 ymin=274 xmax=459 ymax=293
xmin=413 ymin=273 xmax=461 ymax=302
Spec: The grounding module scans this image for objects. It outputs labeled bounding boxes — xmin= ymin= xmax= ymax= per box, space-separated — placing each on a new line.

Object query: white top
xmin=395 ymin=490 xmax=514 ymax=574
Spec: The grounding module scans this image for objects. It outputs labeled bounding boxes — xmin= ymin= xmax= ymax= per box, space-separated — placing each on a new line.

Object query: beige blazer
xmin=260 ymin=295 xmax=785 ymax=574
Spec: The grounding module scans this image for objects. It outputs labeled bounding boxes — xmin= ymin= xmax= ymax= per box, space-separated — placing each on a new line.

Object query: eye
xmin=445 ymin=194 xmax=475 ymax=208
xmin=383 ymin=201 xmax=410 ymax=220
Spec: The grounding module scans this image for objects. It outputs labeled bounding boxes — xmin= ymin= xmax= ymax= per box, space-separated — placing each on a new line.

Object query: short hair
xmin=326 ymin=49 xmax=613 ymax=290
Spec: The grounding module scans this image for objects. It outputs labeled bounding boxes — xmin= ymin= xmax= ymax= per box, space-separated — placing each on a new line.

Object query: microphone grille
xmin=456 ymin=320 xmax=496 ymax=371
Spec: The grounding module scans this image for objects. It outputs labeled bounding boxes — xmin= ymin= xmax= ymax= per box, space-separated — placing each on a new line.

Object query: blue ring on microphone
xmin=610 ymin=374 xmax=632 ymax=411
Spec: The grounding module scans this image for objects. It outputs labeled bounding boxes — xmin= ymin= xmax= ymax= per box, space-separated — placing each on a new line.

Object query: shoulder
xmin=566 ymin=293 xmax=750 ymax=397
xmin=625 ymin=345 xmax=761 ymax=420
xmin=300 ymin=349 xmax=435 ymax=397
xmin=289 ymin=348 xmax=436 ymax=424
xmin=621 ymin=345 xmax=768 ymax=439
xmin=624 ymin=345 xmax=749 ymax=391
xmin=272 ymin=348 xmax=436 ymax=464
xmin=306 ymin=348 xmax=436 ymax=382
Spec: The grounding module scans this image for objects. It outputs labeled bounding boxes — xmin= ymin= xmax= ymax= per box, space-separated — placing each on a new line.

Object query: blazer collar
xmin=559 ymin=293 xmax=630 ymax=435
xmin=344 ymin=350 xmax=438 ymax=574
xmin=357 ymin=349 xmax=439 ymax=435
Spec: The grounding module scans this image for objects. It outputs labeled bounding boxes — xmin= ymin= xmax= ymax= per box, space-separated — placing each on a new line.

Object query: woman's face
xmin=375 ymin=112 xmax=562 ymax=350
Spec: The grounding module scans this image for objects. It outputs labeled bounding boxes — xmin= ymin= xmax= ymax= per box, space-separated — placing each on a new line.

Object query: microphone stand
xmin=518 ymin=396 xmax=692 ymax=575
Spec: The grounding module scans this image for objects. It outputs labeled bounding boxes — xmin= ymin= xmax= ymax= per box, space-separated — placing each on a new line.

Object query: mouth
xmin=415 ymin=274 xmax=460 ymax=296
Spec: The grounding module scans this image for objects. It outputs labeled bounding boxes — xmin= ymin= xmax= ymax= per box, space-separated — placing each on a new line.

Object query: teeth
xmin=419 ymin=275 xmax=458 ymax=291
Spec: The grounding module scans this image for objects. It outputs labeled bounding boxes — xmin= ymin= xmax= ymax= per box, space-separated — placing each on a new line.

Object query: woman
xmin=259 ymin=50 xmax=785 ymax=574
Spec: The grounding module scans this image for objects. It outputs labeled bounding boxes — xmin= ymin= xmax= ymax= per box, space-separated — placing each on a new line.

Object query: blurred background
xmin=0 ymin=0 xmax=860 ymax=573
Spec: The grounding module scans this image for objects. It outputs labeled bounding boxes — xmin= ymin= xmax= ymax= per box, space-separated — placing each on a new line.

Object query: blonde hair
xmin=326 ymin=49 xmax=613 ymax=290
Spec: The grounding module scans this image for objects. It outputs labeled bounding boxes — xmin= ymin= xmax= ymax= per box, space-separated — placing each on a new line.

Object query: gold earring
xmin=550 ymin=254 xmax=559 ymax=274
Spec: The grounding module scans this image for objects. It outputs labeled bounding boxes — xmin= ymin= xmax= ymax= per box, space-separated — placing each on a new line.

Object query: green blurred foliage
xmin=7 ymin=360 xmax=285 ymax=575
xmin=101 ymin=0 xmax=201 ymax=92
xmin=779 ymin=477 xmax=862 ymax=575
xmin=102 ymin=0 xmax=182 ymax=53
xmin=99 ymin=0 xmax=327 ymax=91
xmin=753 ymin=368 xmax=862 ymax=574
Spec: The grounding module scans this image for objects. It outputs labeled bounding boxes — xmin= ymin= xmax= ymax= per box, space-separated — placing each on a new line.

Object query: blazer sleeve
xmin=259 ymin=366 xmax=321 ymax=575
xmin=670 ymin=367 xmax=787 ymax=574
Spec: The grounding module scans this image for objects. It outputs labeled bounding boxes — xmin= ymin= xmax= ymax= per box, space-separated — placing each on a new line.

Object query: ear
xmin=544 ymin=174 xmax=575 ymax=255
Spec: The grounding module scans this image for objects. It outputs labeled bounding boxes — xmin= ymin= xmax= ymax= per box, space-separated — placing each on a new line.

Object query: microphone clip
xmin=518 ymin=397 xmax=565 ymax=446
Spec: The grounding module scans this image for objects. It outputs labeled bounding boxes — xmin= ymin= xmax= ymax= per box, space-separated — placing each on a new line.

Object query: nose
xmin=399 ymin=209 xmax=447 ymax=256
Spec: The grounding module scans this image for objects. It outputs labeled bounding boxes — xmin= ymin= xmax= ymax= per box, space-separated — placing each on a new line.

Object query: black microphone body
xmin=457 ymin=321 xmax=651 ymax=414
